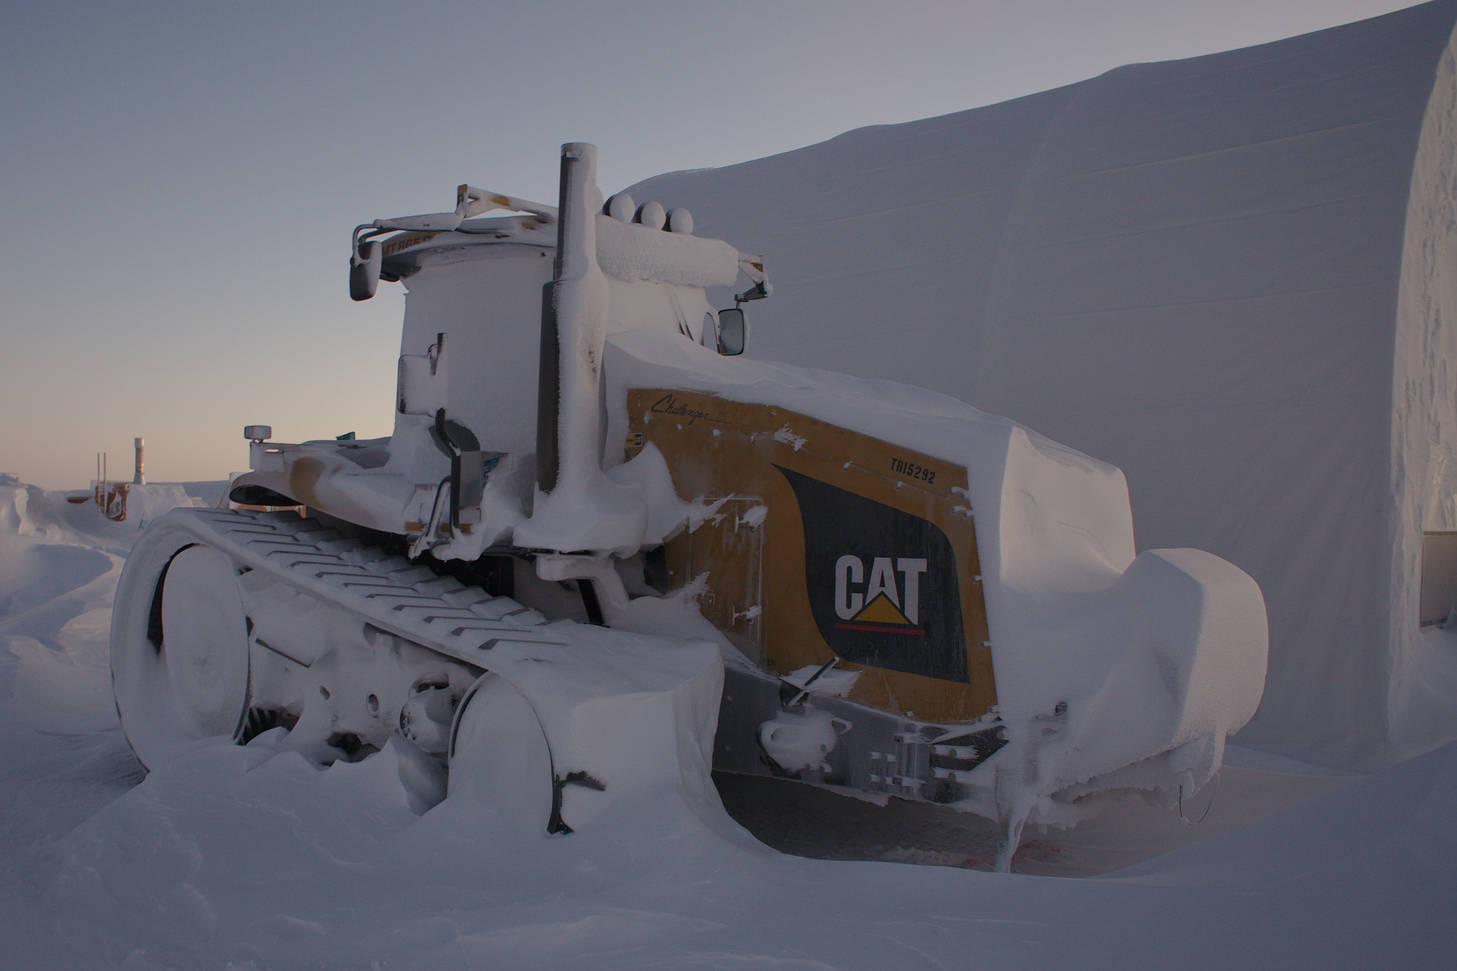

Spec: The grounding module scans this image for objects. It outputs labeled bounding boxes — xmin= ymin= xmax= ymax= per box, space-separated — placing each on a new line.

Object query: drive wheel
xmin=112 ymin=527 xmax=251 ymax=769
xmin=447 ymin=673 xmax=556 ymax=834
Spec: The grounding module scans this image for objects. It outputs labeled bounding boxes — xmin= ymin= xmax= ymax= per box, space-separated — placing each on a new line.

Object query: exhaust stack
xmin=535 ymin=142 xmax=603 ymax=496
xmin=517 ymin=142 xmax=646 ymax=553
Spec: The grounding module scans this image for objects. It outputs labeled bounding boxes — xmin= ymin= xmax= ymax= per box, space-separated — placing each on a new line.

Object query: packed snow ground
xmin=1 ymin=478 xmax=1453 ymax=969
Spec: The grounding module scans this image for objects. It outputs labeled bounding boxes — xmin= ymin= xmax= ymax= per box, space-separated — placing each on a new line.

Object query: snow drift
xmin=0 ymin=477 xmax=1450 ymax=969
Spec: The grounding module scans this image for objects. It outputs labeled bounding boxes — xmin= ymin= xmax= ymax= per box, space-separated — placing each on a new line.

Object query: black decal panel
xmin=777 ymin=466 xmax=968 ymax=683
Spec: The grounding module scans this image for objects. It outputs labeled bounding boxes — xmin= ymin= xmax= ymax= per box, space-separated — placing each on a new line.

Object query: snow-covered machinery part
xmin=108 ymin=507 xmax=725 ymax=832
xmin=111 ymin=142 xmax=1268 ymax=865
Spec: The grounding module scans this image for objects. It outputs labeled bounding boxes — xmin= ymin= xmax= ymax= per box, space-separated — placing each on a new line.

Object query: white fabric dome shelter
xmin=631 ymin=0 xmax=1457 ymax=765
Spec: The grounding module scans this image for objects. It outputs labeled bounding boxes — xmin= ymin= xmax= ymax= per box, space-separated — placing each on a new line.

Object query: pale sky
xmin=0 ymin=0 xmax=1417 ymax=488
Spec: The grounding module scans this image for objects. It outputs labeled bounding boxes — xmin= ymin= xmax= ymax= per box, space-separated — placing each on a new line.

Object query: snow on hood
xmin=603 ymin=329 xmax=1267 ymax=815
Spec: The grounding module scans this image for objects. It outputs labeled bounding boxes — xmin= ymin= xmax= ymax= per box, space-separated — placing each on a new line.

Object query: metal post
xmin=133 ymin=437 xmax=145 ymax=485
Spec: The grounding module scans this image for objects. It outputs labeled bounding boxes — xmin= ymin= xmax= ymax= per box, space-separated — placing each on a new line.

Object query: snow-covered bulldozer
xmin=110 ymin=143 xmax=1266 ymax=858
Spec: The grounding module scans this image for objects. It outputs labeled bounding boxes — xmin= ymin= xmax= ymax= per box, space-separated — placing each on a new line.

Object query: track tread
xmin=415 ymin=576 xmax=469 ymax=597
xmin=155 ymin=509 xmax=570 ymax=670
xmin=441 ymin=588 xmax=496 ymax=608
xmin=387 ymin=565 xmax=438 ymax=585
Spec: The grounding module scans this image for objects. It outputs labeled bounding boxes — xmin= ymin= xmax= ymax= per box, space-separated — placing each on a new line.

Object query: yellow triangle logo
xmin=854 ymin=593 xmax=913 ymax=627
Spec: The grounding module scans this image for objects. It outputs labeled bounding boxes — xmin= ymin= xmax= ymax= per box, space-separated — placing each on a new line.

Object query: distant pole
xmin=133 ymin=437 xmax=145 ymax=485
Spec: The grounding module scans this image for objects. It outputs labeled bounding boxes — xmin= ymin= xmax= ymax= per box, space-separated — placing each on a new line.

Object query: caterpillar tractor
xmin=110 ymin=143 xmax=1267 ymax=863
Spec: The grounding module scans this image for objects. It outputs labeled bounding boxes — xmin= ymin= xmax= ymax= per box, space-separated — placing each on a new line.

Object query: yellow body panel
xmin=626 ymin=389 xmax=997 ymax=724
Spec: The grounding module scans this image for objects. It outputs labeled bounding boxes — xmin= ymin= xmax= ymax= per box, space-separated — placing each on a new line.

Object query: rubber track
xmin=169 ymin=508 xmax=568 ymax=670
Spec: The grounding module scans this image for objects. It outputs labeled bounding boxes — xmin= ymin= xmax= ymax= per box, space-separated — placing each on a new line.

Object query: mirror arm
xmin=352 ymin=225 xmax=387 ymax=261
xmin=734 ymin=252 xmax=772 ymax=304
xmin=734 ymin=280 xmax=770 ymax=305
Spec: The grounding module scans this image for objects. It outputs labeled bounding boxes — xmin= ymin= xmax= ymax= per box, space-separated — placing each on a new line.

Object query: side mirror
xmin=716 ymin=308 xmax=747 ymax=356
xmin=350 ymin=240 xmax=381 ymax=301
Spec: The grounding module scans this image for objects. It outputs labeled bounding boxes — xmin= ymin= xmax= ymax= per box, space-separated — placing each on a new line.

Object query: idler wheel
xmin=112 ymin=531 xmax=250 ymax=769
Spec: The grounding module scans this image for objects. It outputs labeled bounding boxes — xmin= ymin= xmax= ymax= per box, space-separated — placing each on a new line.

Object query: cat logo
xmin=834 ymin=556 xmax=928 ymax=634
xmin=776 ymin=464 xmax=970 ymax=683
